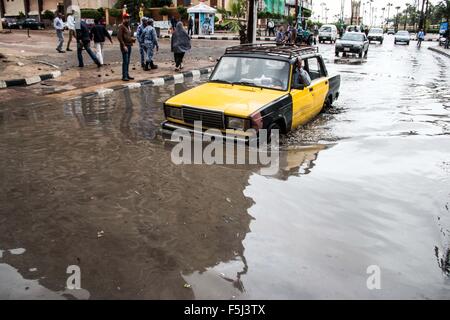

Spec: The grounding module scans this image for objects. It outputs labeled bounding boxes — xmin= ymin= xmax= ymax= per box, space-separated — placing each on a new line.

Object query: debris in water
xmin=97 ymin=230 xmax=105 ymax=238
xmin=183 ymin=283 xmax=191 ymax=289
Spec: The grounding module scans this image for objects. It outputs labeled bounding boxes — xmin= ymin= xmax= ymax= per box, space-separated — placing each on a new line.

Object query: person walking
xmin=417 ymin=29 xmax=425 ymax=48
xmin=142 ymin=18 xmax=159 ymax=71
xmin=66 ymin=11 xmax=75 ymax=51
xmin=171 ymin=21 xmax=191 ymax=72
xmin=188 ymin=16 xmax=194 ymax=37
xmin=136 ymin=17 xmax=148 ymax=69
xmin=54 ymin=12 xmax=65 ymax=53
xmin=267 ymin=20 xmax=275 ymax=37
xmin=90 ymin=18 xmax=113 ymax=66
xmin=76 ymin=20 xmax=101 ymax=68
xmin=118 ymin=13 xmax=135 ymax=81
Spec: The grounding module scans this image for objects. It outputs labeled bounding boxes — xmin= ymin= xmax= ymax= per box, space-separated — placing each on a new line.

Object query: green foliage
xmin=109 ymin=8 xmax=122 ymax=18
xmin=18 ymin=11 xmax=25 ymax=19
xmin=177 ymin=6 xmax=188 ymax=20
xmin=159 ymin=6 xmax=170 ymax=16
xmin=80 ymin=8 xmax=103 ymax=20
xmin=42 ymin=10 xmax=55 ymax=20
xmin=154 ymin=0 xmax=173 ymax=7
xmin=217 ymin=8 xmax=230 ymax=18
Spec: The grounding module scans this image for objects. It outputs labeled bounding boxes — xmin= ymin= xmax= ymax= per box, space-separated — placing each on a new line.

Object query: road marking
xmin=152 ymin=78 xmax=165 ymax=86
xmin=96 ymin=88 xmax=114 ymax=97
xmin=126 ymin=82 xmax=141 ymax=89
xmin=0 ymin=80 xmax=6 ymax=88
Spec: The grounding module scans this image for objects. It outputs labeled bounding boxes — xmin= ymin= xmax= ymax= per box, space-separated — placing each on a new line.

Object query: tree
xmin=435 ymin=0 xmax=450 ymax=23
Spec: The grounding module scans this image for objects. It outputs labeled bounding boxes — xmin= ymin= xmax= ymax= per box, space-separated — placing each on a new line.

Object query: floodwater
xmin=0 ymin=37 xmax=449 ymax=299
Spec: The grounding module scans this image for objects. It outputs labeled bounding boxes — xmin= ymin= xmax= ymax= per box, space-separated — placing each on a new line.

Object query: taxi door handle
xmin=325 ymin=81 xmax=328 ymax=85
xmin=309 ymin=87 xmax=314 ymax=92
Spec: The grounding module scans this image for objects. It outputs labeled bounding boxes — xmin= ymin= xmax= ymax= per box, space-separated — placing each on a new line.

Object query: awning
xmin=187 ymin=2 xmax=217 ymax=14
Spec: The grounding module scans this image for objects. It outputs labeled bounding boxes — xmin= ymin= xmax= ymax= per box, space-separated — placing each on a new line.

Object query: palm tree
xmin=221 ymin=0 xmax=246 ymax=33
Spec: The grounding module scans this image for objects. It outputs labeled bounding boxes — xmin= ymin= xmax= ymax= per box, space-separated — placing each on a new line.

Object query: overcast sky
xmin=311 ymin=0 xmax=441 ymax=23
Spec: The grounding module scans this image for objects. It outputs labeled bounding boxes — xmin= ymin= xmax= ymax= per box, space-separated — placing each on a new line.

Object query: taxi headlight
xmin=165 ymin=105 xmax=183 ymax=120
xmin=226 ymin=117 xmax=249 ymax=130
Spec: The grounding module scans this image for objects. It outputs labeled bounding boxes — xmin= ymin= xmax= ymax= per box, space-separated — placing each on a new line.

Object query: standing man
xmin=66 ymin=11 xmax=76 ymax=52
xmin=170 ymin=16 xmax=177 ymax=32
xmin=136 ymin=17 xmax=148 ymax=69
xmin=142 ymin=18 xmax=159 ymax=71
xmin=54 ymin=12 xmax=65 ymax=53
xmin=118 ymin=13 xmax=135 ymax=81
xmin=267 ymin=19 xmax=275 ymax=37
xmin=76 ymin=20 xmax=101 ymax=68
xmin=188 ymin=16 xmax=194 ymax=37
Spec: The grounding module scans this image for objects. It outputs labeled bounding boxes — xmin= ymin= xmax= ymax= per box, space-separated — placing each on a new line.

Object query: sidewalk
xmin=428 ymin=45 xmax=450 ymax=58
xmin=0 ymin=29 xmax=226 ymax=98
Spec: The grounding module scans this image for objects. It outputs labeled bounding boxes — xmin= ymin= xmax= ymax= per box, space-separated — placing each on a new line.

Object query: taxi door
xmin=290 ymin=65 xmax=314 ymax=129
xmin=305 ymin=57 xmax=329 ymax=117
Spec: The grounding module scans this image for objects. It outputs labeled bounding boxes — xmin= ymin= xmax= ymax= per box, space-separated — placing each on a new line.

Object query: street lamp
xmin=325 ymin=8 xmax=330 ymax=24
xmin=320 ymin=2 xmax=326 ymax=24
xmin=386 ymin=3 xmax=393 ymax=28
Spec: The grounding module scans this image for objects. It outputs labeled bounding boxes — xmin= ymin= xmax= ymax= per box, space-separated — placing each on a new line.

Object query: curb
xmin=0 ymin=70 xmax=61 ymax=89
xmin=76 ymin=66 xmax=214 ymax=99
xmin=428 ymin=46 xmax=450 ymax=58
xmin=159 ymin=35 xmax=275 ymax=41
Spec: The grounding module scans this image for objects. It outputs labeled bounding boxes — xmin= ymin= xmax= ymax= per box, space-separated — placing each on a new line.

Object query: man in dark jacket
xmin=76 ymin=20 xmax=101 ymax=68
xmin=117 ymin=13 xmax=135 ymax=81
xmin=90 ymin=18 xmax=113 ymax=65
xmin=188 ymin=16 xmax=194 ymax=36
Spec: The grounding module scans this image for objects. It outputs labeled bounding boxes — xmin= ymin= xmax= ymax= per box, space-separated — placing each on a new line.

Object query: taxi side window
xmin=305 ymin=57 xmax=325 ymax=81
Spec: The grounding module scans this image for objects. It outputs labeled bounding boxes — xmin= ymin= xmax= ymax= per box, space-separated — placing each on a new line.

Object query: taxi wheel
xmin=267 ymin=122 xmax=282 ymax=143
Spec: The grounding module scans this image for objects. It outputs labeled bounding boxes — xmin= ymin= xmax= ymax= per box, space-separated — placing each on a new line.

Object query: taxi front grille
xmin=182 ymin=107 xmax=225 ymax=129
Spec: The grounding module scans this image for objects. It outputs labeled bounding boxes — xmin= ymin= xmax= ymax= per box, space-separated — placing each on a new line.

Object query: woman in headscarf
xmin=171 ymin=21 xmax=191 ymax=71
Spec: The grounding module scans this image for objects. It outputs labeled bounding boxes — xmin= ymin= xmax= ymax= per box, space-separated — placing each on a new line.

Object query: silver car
xmin=394 ymin=31 xmax=410 ymax=45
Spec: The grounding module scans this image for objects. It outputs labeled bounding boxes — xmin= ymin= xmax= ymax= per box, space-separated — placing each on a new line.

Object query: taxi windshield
xmin=210 ymin=56 xmax=290 ymax=91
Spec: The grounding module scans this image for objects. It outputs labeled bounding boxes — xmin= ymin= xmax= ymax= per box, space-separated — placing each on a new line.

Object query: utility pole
xmin=0 ymin=0 xmax=3 ymax=32
xmin=419 ymin=0 xmax=426 ymax=30
xmin=423 ymin=0 xmax=429 ymax=32
xmin=246 ymin=0 xmax=257 ymax=43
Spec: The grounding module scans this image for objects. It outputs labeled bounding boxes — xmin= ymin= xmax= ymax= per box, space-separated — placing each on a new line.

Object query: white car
xmin=368 ymin=28 xmax=384 ymax=44
xmin=394 ymin=31 xmax=410 ymax=45
xmin=318 ymin=24 xmax=338 ymax=43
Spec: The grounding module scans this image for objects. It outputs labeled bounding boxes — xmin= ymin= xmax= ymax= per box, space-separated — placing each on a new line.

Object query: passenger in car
xmin=293 ymin=57 xmax=311 ymax=87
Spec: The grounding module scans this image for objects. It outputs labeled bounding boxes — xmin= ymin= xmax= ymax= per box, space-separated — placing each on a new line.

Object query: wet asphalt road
xmin=0 ymin=36 xmax=449 ymax=299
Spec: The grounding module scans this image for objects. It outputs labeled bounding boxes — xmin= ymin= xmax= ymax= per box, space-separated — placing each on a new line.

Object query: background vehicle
xmin=1 ymin=17 xmax=17 ymax=29
xmin=318 ymin=24 xmax=338 ymax=43
xmin=387 ymin=28 xmax=395 ymax=35
xmin=368 ymin=28 xmax=384 ymax=44
xmin=346 ymin=25 xmax=361 ymax=33
xmin=9 ymin=18 xmax=45 ymax=30
xmin=296 ymin=27 xmax=314 ymax=45
xmin=394 ymin=31 xmax=410 ymax=45
xmin=335 ymin=32 xmax=369 ymax=58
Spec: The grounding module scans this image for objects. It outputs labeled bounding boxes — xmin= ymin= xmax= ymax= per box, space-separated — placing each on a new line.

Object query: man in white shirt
xmin=66 ymin=12 xmax=75 ymax=52
xmin=53 ymin=12 xmax=65 ymax=53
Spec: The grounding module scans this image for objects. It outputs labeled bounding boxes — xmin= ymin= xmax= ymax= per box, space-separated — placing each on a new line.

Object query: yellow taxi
xmin=162 ymin=44 xmax=340 ymax=141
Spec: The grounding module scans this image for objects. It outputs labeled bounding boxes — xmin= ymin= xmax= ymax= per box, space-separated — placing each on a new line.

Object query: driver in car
xmin=293 ymin=57 xmax=311 ymax=87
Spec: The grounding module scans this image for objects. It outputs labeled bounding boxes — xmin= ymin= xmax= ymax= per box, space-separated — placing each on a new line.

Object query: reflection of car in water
xmin=162 ymin=44 xmax=340 ymax=141
xmin=335 ymin=32 xmax=369 ymax=58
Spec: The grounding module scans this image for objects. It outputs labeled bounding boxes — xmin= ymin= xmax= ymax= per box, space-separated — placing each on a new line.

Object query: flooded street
xmin=1 ymin=36 xmax=449 ymax=299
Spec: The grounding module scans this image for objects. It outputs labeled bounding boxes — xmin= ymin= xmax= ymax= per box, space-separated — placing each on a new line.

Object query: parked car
xmin=335 ymin=32 xmax=369 ymax=58
xmin=1 ymin=17 xmax=17 ymax=29
xmin=9 ymin=18 xmax=45 ymax=30
xmin=318 ymin=24 xmax=338 ymax=43
xmin=387 ymin=28 xmax=395 ymax=35
xmin=394 ymin=30 xmax=410 ymax=45
xmin=162 ymin=44 xmax=341 ymax=141
xmin=368 ymin=27 xmax=384 ymax=44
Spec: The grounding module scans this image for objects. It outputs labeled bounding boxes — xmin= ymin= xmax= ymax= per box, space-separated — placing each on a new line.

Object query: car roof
xmin=224 ymin=43 xmax=319 ymax=62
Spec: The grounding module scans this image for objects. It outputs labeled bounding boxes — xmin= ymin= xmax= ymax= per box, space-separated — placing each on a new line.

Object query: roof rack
xmin=225 ymin=43 xmax=319 ymax=59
